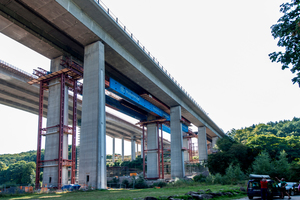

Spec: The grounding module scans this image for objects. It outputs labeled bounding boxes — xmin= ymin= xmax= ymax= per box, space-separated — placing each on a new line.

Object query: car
xmin=61 ymin=184 xmax=81 ymax=191
xmin=247 ymin=174 xmax=281 ymax=200
xmin=278 ymin=182 xmax=299 ymax=196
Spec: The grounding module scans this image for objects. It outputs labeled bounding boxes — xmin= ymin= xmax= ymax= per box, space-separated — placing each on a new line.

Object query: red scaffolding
xmin=29 ymin=58 xmax=83 ymax=189
xmin=139 ymin=119 xmax=166 ymax=180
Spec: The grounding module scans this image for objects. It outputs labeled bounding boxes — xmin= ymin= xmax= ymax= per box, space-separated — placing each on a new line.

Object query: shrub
xmin=193 ymin=174 xmax=206 ymax=182
xmin=223 ymin=163 xmax=246 ymax=185
xmin=152 ymin=181 xmax=167 ymax=188
xmin=132 ymin=175 xmax=148 ymax=189
xmin=214 ymin=173 xmax=224 ymax=184
xmin=122 ymin=179 xmax=130 ymax=188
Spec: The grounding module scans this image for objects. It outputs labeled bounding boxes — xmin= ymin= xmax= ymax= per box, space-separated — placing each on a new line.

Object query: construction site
xmin=0 ymin=0 xmax=225 ymax=190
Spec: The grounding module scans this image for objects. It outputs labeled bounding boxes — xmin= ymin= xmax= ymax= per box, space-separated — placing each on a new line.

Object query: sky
xmin=0 ymin=0 xmax=300 ymax=155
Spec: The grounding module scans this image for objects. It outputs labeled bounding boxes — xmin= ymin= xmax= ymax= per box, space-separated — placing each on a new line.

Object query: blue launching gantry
xmin=107 ymin=77 xmax=189 ymax=133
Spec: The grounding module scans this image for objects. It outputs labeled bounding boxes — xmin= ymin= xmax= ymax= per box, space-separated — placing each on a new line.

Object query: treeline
xmin=0 ymin=146 xmax=139 ymax=186
xmin=0 ymin=160 xmax=36 ymax=186
xmin=0 ymin=150 xmax=42 ymax=166
xmin=228 ymin=117 xmax=300 ymax=143
xmin=208 ymin=117 xmax=300 ymax=181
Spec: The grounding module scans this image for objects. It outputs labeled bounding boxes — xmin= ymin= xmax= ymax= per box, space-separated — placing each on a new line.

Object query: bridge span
xmin=0 ymin=0 xmax=226 ymax=189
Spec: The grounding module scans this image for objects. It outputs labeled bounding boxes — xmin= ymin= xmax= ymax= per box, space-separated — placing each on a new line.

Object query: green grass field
xmin=0 ymin=184 xmax=247 ymax=200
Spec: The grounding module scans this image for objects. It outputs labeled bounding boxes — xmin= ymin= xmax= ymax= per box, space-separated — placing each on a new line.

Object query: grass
xmin=0 ymin=184 xmax=247 ymax=200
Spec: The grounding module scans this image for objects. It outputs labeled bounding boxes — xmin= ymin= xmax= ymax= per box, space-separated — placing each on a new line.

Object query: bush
xmin=122 ymin=179 xmax=130 ymax=188
xmin=133 ymin=175 xmax=148 ymax=189
xmin=204 ymin=164 xmax=246 ymax=185
xmin=214 ymin=173 xmax=224 ymax=184
xmin=193 ymin=174 xmax=206 ymax=182
xmin=166 ymin=178 xmax=197 ymax=188
xmin=223 ymin=163 xmax=246 ymax=185
xmin=151 ymin=181 xmax=167 ymax=188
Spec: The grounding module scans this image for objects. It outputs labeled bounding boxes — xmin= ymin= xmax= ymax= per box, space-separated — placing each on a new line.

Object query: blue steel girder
xmin=105 ymin=95 xmax=147 ymax=121
xmin=107 ymin=77 xmax=189 ymax=133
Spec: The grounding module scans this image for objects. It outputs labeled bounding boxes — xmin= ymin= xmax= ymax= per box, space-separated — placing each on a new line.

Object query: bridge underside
xmin=0 ymin=0 xmax=224 ymax=189
xmin=0 ymin=0 xmax=223 ymax=138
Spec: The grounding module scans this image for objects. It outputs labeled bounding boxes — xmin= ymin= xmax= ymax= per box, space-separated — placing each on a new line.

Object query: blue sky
xmin=0 ymin=0 xmax=299 ymax=154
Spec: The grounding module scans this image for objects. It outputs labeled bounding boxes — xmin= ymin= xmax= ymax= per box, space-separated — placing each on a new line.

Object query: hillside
xmin=228 ymin=117 xmax=300 ymax=144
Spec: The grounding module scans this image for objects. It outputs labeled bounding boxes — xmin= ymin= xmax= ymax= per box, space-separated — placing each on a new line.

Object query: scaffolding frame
xmin=141 ymin=120 xmax=165 ymax=180
xmin=32 ymin=58 xmax=83 ymax=189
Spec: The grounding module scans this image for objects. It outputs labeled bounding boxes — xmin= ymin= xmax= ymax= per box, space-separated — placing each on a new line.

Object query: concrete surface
xmin=0 ymin=0 xmax=225 ymax=139
xmin=198 ymin=126 xmax=208 ymax=161
xmin=170 ymin=106 xmax=184 ymax=178
xmin=79 ymin=41 xmax=106 ymax=189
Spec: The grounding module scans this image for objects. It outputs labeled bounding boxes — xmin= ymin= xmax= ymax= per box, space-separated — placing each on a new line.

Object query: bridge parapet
xmin=92 ymin=0 xmax=208 ymax=116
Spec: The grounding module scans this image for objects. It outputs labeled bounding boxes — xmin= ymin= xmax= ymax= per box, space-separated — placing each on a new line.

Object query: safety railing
xmin=0 ymin=59 xmax=38 ymax=79
xmin=93 ymin=0 xmax=208 ymax=116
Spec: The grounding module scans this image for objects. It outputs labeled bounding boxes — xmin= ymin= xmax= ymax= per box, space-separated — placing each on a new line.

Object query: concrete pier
xmin=170 ymin=106 xmax=185 ymax=178
xmin=131 ymin=136 xmax=136 ymax=161
xmin=112 ymin=138 xmax=115 ymax=162
xmin=78 ymin=41 xmax=106 ymax=189
xmin=211 ymin=137 xmax=219 ymax=152
xmin=147 ymin=116 xmax=158 ymax=178
xmin=198 ymin=126 xmax=208 ymax=162
xmin=43 ymin=56 xmax=69 ymax=187
xmin=183 ymin=138 xmax=189 ymax=162
xmin=122 ymin=137 xmax=124 ymax=161
xmin=141 ymin=135 xmax=144 ymax=158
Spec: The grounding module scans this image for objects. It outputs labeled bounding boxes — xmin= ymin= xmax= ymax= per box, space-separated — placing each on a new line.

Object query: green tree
xmin=5 ymin=161 xmax=36 ymax=185
xmin=216 ymin=136 xmax=235 ymax=151
xmin=207 ymin=152 xmax=231 ymax=175
xmin=269 ymin=0 xmax=300 ymax=86
xmin=273 ymin=150 xmax=290 ymax=178
xmin=207 ymin=138 xmax=254 ymax=174
xmin=224 ymin=163 xmax=246 ymax=184
xmin=251 ymin=150 xmax=274 ymax=175
xmin=0 ymin=161 xmax=8 ymax=184
xmin=289 ymin=160 xmax=300 ymax=180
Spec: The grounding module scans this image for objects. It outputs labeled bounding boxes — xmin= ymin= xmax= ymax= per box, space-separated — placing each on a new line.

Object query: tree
xmin=269 ymin=0 xmax=300 ymax=86
xmin=273 ymin=150 xmax=290 ymax=178
xmin=0 ymin=161 xmax=8 ymax=184
xmin=251 ymin=150 xmax=274 ymax=175
xmin=216 ymin=136 xmax=235 ymax=152
xmin=289 ymin=160 xmax=300 ymax=180
xmin=5 ymin=161 xmax=36 ymax=185
xmin=207 ymin=152 xmax=230 ymax=175
xmin=207 ymin=138 xmax=254 ymax=174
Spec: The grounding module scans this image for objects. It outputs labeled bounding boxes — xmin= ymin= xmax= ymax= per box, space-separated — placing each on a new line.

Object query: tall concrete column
xmin=121 ymin=137 xmax=124 ymax=161
xmin=43 ymin=56 xmax=69 ymax=187
xmin=211 ymin=137 xmax=219 ymax=152
xmin=131 ymin=136 xmax=136 ymax=161
xmin=78 ymin=41 xmax=106 ymax=189
xmin=147 ymin=115 xmax=158 ymax=178
xmin=198 ymin=126 xmax=208 ymax=162
xmin=170 ymin=106 xmax=185 ymax=178
xmin=136 ymin=143 xmax=139 ymax=157
xmin=141 ymin=134 xmax=143 ymax=159
xmin=112 ymin=138 xmax=115 ymax=162
xmin=183 ymin=138 xmax=189 ymax=162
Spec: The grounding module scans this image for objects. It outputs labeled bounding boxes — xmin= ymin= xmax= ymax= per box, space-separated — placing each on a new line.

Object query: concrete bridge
xmin=0 ymin=59 xmax=145 ymax=144
xmin=0 ymin=0 xmax=225 ymax=189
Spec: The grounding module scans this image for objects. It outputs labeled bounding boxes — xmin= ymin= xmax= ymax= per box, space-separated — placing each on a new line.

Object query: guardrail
xmin=94 ymin=0 xmax=209 ymax=116
xmin=0 ymin=59 xmax=37 ymax=79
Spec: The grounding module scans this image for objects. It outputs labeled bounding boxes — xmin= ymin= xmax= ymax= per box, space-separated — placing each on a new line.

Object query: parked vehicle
xmin=247 ymin=174 xmax=281 ymax=200
xmin=61 ymin=184 xmax=81 ymax=191
xmin=278 ymin=182 xmax=299 ymax=196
